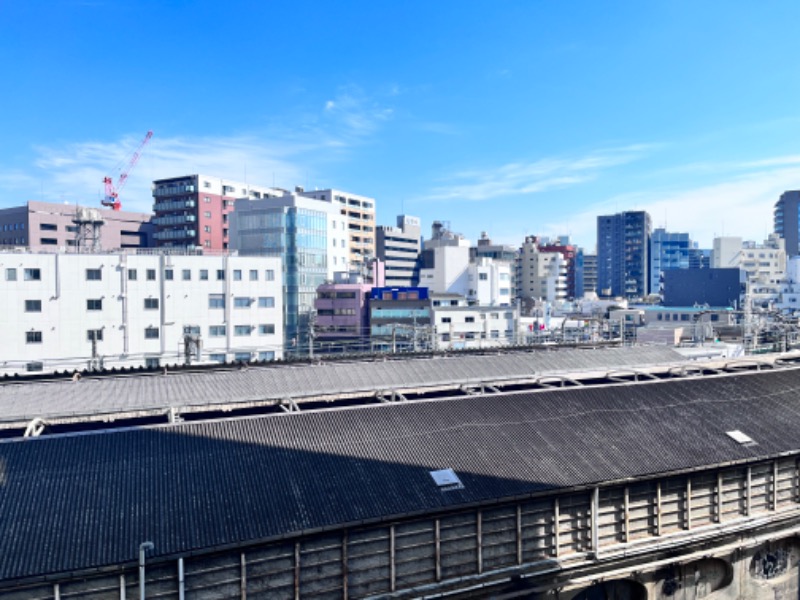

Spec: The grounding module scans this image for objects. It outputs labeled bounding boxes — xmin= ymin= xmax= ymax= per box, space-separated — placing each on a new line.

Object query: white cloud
xmin=421 ymin=144 xmax=655 ymax=202
xmin=544 ymin=159 xmax=800 ymax=250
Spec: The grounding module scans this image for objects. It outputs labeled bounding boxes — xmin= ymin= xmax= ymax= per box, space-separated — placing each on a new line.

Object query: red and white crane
xmin=101 ymin=130 xmax=153 ymax=211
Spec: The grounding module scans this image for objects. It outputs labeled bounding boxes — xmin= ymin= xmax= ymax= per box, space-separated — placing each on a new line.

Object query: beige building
xmin=299 ymin=188 xmax=376 ymax=269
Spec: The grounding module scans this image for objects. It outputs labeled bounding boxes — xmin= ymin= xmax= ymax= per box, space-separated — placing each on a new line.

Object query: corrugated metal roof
xmin=1 ymin=366 xmax=799 ymax=583
xmin=0 ymin=346 xmax=684 ymax=424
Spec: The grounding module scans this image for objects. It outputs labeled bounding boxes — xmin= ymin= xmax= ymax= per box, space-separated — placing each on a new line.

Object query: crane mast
xmin=101 ymin=130 xmax=153 ymax=211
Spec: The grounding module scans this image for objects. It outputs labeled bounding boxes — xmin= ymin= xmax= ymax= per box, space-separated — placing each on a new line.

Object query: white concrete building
xmin=711 ymin=237 xmax=743 ymax=268
xmin=0 ymin=250 xmax=283 ymax=376
xmin=431 ymin=294 xmax=519 ymax=350
xmin=517 ymin=236 xmax=567 ymax=302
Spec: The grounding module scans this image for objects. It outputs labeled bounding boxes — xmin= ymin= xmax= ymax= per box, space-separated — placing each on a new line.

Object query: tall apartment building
xmin=151 ymin=174 xmax=282 ymax=250
xmin=775 ymin=190 xmax=800 ymax=257
xmin=0 ymin=250 xmax=283 ymax=376
xmin=649 ymin=228 xmax=695 ymax=296
xmin=298 ymin=188 xmax=376 ymax=269
xmin=0 ymin=201 xmax=154 ymax=250
xmin=597 ymin=211 xmax=651 ymax=298
xmin=229 ymin=192 xmax=349 ymax=354
xmin=537 ymin=238 xmax=577 ymax=299
xmin=516 ymin=236 xmax=567 ymax=303
xmin=376 ymin=214 xmax=421 ymax=286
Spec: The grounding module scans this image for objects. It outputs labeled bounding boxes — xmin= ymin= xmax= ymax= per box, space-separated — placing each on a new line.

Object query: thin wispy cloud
xmin=322 ymin=86 xmax=394 ymax=140
xmin=0 ymin=87 xmax=397 ymax=213
xmin=421 ymin=144 xmax=655 ymax=202
xmin=543 ymin=157 xmax=800 ymax=250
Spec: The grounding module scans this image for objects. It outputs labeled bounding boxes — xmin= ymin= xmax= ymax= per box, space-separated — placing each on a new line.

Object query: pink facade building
xmin=314 ymin=262 xmax=385 ymax=353
xmin=0 ymin=201 xmax=154 ymax=250
xmin=151 ymin=174 xmax=282 ymax=250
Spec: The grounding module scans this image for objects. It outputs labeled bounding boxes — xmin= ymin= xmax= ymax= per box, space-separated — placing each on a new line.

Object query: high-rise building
xmin=649 ymin=228 xmax=695 ymax=296
xmin=376 ymin=214 xmax=421 ymax=286
xmin=229 ymin=192 xmax=349 ymax=354
xmin=0 ymin=201 xmax=154 ymax=250
xmin=151 ymin=174 xmax=282 ymax=250
xmin=574 ymin=250 xmax=597 ymax=299
xmin=298 ymin=188 xmax=376 ymax=269
xmin=775 ymin=190 xmax=800 ymax=257
xmin=596 ymin=211 xmax=651 ymax=298
xmin=516 ymin=236 xmax=567 ymax=303
xmin=537 ymin=238 xmax=577 ymax=299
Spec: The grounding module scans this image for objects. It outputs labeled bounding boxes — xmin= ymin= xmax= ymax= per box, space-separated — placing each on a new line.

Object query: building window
xmin=204 ymin=240 xmax=211 ymax=248
xmin=182 ymin=269 xmax=191 ymax=281
xmin=5 ymin=268 xmax=17 ymax=281
xmin=40 ymin=238 xmax=57 ymax=245
xmin=204 ymin=226 xmax=211 ymax=233
xmin=465 ymin=316 xmax=475 ymax=323
xmin=144 ymin=327 xmax=160 ymax=339
xmin=265 ymin=269 xmax=275 ymax=281
xmin=233 ymin=269 xmax=242 ymax=281
xmin=209 ymin=325 xmax=226 ymax=337
xmin=128 ymin=268 xmax=138 ymax=280
xmin=24 ymin=268 xmax=42 ymax=281
xmin=24 ymin=299 xmax=42 ymax=312
xmin=39 ymin=223 xmax=57 ymax=231
xmin=258 ymin=351 xmax=275 ymax=361
xmin=25 ymin=331 xmax=42 ymax=344
xmin=145 ymin=358 xmax=160 ymax=369
xmin=441 ymin=317 xmax=451 ymax=323
xmin=258 ymin=297 xmax=275 ymax=308
xmin=208 ymin=294 xmax=225 ymax=309
xmin=216 ymin=269 xmax=225 ymax=281
xmin=147 ymin=269 xmax=156 ymax=281
xmin=86 ymin=268 xmax=102 ymax=281
xmin=204 ymin=211 xmax=212 ymax=218
xmin=479 ymin=273 xmax=488 ymax=281
xmin=234 ymin=297 xmax=252 ymax=308
xmin=87 ymin=298 xmax=103 ymax=311
xmin=234 ymin=325 xmax=252 ymax=336
xmin=86 ymin=329 xmax=103 ymax=342
xmin=164 ymin=269 xmax=174 ymax=281
xmin=258 ymin=324 xmax=275 ymax=335
xmin=200 ymin=269 xmax=208 ymax=281
xmin=234 ymin=352 xmax=252 ymax=362
xmin=249 ymin=269 xmax=258 ymax=281
xmin=210 ymin=353 xmax=226 ymax=363
xmin=26 ymin=362 xmax=44 ymax=372
xmin=144 ymin=298 xmax=159 ymax=310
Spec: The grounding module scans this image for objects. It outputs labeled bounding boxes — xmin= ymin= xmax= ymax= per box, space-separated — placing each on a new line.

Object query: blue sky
xmin=2 ymin=1 xmax=800 ymax=250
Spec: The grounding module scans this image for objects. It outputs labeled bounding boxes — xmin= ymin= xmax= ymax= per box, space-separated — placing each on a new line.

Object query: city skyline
xmin=2 ymin=2 xmax=800 ymax=249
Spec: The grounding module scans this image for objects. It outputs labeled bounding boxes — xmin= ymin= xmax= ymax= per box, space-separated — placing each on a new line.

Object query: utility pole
xmin=391 ymin=324 xmax=397 ymax=354
xmin=309 ymin=310 xmax=316 ymax=359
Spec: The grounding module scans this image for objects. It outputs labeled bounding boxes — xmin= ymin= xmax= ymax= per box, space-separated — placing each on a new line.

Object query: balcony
xmin=154 ymin=199 xmax=197 ymax=212
xmin=153 ymin=228 xmax=197 ymax=241
xmin=153 ymin=184 xmax=196 ymax=197
xmin=152 ymin=214 xmax=197 ymax=226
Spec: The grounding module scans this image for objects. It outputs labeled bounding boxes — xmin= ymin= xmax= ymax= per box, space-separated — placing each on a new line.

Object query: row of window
xmin=209 ymin=295 xmax=276 ymax=309
xmin=210 ymin=351 xmax=276 ymax=363
xmin=7 ymin=267 xmax=277 ymax=283
xmin=2 ymin=223 xmax=24 ymax=232
xmin=25 ymin=324 xmax=277 ymax=344
xmin=22 ymin=296 xmax=276 ymax=312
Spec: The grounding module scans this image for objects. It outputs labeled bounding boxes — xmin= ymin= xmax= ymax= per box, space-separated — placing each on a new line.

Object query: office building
xmin=0 ymin=201 xmax=154 ymax=250
xmin=376 ymin=214 xmax=421 ymax=286
xmin=298 ymin=188 xmax=376 ymax=269
xmin=517 ymin=236 xmax=567 ymax=303
xmin=649 ymin=228 xmax=695 ymax=296
xmin=774 ymin=190 xmax=800 ymax=257
xmin=229 ymin=192 xmax=348 ymax=353
xmin=597 ymin=211 xmax=651 ymax=298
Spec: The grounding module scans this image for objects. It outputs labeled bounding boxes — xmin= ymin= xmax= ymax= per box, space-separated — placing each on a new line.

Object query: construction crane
xmin=101 ymin=130 xmax=153 ymax=211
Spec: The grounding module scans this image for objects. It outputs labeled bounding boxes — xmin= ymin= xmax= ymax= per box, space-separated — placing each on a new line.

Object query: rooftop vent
xmin=429 ymin=468 xmax=464 ymax=491
xmin=726 ymin=430 xmax=757 ymax=447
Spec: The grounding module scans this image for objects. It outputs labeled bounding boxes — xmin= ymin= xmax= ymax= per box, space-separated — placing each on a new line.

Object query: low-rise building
xmin=0 ymin=249 xmax=283 ymax=375
xmin=369 ymin=287 xmax=432 ymax=352
xmin=432 ymin=294 xmax=519 ymax=350
xmin=0 ymin=201 xmax=154 ymax=250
